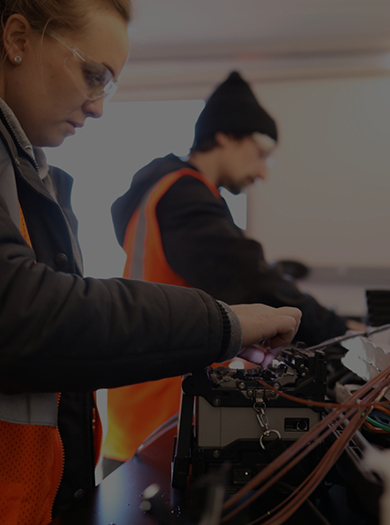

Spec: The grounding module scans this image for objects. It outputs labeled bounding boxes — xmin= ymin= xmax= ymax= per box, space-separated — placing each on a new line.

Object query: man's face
xmin=217 ymin=133 xmax=275 ymax=195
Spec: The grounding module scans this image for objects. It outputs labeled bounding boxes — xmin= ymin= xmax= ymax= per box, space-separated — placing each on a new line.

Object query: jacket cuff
xmin=215 ymin=300 xmax=243 ymax=362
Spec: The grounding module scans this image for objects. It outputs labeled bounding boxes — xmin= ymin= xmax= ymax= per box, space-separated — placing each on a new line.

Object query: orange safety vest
xmin=0 ymin=205 xmax=102 ymax=524
xmin=103 ymin=169 xmax=222 ymax=462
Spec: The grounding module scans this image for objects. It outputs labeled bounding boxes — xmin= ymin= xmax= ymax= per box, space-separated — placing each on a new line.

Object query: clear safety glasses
xmin=48 ymin=31 xmax=118 ymax=101
xmin=252 ymin=132 xmax=276 ymax=168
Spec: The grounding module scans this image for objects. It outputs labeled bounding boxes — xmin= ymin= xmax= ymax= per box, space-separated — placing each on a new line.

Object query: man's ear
xmin=215 ymin=132 xmax=230 ymax=149
xmin=3 ymin=14 xmax=31 ymax=65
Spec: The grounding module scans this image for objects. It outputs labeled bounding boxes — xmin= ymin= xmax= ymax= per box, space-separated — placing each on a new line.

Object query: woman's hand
xmin=230 ymin=304 xmax=302 ymax=367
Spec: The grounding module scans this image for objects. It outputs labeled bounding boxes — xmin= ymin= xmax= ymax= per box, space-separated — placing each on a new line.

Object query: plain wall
xmin=247 ymin=74 xmax=390 ymax=268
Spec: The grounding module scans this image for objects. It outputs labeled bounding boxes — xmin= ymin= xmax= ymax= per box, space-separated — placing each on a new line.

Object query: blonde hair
xmin=0 ymin=0 xmax=132 ymax=36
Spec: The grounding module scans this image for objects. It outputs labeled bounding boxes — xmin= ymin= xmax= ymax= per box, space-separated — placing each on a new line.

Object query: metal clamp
xmin=254 ymin=401 xmax=269 ymax=430
xmin=253 ymin=401 xmax=281 ymax=450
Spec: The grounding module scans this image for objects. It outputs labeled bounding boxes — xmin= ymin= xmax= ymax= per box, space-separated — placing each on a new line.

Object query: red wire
xmin=364 ymin=420 xmax=388 ymax=433
xmin=256 ymin=378 xmax=389 ymax=409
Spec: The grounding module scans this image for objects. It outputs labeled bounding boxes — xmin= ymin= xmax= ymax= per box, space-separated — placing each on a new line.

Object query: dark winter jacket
xmin=0 ymin=109 xmax=232 ymax=519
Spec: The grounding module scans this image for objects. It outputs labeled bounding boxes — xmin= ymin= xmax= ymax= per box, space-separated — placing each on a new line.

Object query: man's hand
xmin=346 ymin=319 xmax=366 ymax=332
xmin=230 ymin=304 xmax=302 ymax=367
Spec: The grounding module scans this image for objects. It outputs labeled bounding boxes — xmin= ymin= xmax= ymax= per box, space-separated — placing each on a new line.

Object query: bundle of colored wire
xmin=364 ymin=405 xmax=390 ymax=433
xmin=220 ymin=364 xmax=390 ymax=524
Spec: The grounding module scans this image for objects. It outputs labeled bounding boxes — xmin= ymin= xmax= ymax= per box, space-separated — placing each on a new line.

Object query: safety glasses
xmin=48 ymin=31 xmax=118 ymax=101
xmin=252 ymin=132 xmax=276 ymax=167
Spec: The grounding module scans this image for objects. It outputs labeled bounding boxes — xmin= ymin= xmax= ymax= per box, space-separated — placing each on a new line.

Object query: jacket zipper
xmin=50 ymin=393 xmax=65 ymax=521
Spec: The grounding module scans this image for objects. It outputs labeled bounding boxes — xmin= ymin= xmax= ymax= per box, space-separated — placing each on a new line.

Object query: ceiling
xmin=115 ymin=0 xmax=390 ymax=100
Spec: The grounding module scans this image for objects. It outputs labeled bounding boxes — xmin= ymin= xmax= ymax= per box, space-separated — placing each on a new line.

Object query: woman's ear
xmin=2 ymin=14 xmax=31 ymax=65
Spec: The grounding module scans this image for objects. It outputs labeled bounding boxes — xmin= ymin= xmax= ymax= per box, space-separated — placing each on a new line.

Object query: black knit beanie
xmin=194 ymin=71 xmax=278 ymax=143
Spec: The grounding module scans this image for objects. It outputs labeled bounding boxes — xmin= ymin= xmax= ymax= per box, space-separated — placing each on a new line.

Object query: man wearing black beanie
xmin=194 ymin=71 xmax=278 ymax=143
xmin=103 ymin=71 xmax=363 ymax=475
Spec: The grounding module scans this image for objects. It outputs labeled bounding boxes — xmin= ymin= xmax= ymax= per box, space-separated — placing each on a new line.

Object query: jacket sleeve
xmin=0 ymin=196 xmax=227 ymax=394
xmin=156 ymin=176 xmax=348 ymax=346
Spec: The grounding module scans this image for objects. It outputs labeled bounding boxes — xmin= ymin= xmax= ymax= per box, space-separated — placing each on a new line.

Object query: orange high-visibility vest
xmin=0 ymin=205 xmax=102 ymax=524
xmin=103 ymin=169 xmax=222 ymax=462
xmin=0 ymin=205 xmax=63 ymax=525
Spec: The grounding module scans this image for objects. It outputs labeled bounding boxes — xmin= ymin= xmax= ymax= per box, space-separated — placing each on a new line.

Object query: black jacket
xmin=0 ymin=116 xmax=228 ymax=517
xmin=112 ymin=153 xmax=348 ymax=346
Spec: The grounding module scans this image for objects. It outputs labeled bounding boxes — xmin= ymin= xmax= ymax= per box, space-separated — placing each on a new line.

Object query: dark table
xmin=49 ymin=420 xmax=380 ymax=525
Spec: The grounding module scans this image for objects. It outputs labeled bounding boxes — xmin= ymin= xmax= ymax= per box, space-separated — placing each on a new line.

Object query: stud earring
xmin=14 ymin=56 xmax=22 ymax=64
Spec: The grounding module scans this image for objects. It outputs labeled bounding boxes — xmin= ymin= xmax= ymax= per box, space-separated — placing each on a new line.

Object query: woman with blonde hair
xmin=0 ymin=0 xmax=301 ymax=522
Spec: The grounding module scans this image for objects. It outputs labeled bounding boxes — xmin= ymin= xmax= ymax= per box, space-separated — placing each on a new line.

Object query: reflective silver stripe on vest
xmin=130 ymin=190 xmax=152 ymax=280
xmin=0 ymin=392 xmax=58 ymax=427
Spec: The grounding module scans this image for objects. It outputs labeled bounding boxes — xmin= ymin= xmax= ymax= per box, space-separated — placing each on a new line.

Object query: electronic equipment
xmin=171 ymin=347 xmax=327 ymax=491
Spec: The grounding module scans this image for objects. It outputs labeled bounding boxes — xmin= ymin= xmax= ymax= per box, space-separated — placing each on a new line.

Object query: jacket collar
xmin=0 ymin=98 xmax=49 ymax=180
